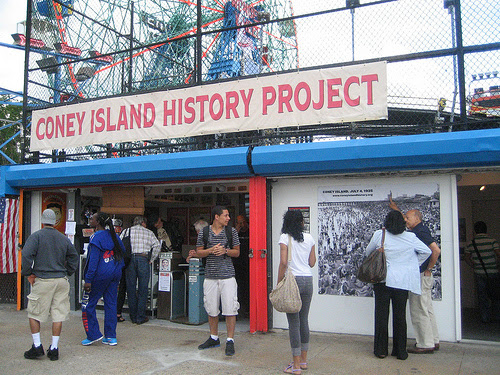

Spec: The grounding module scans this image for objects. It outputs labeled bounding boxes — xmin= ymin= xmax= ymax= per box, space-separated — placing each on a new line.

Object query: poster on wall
xmin=317 ymin=183 xmax=441 ymax=299
xmin=42 ymin=192 xmax=66 ymax=234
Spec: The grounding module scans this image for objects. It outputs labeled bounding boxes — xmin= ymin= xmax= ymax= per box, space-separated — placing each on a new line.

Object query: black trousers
xmin=373 ymin=283 xmax=408 ymax=359
xmin=116 ymin=266 xmax=127 ymax=315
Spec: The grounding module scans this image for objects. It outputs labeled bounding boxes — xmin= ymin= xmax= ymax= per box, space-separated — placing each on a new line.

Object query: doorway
xmin=143 ymin=180 xmax=251 ymax=320
xmin=457 ymin=173 xmax=500 ymax=342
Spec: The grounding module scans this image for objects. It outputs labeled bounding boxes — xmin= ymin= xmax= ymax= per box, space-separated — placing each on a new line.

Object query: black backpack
xmin=202 ymin=225 xmax=233 ymax=250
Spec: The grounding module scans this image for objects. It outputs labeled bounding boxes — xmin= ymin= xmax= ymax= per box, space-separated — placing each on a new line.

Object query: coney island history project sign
xmin=31 ymin=62 xmax=387 ymax=151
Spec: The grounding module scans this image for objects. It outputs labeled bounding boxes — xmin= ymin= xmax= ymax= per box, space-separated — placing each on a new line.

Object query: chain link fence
xmin=19 ymin=0 xmax=499 ymax=163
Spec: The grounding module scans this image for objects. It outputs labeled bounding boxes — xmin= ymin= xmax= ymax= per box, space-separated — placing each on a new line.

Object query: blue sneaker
xmin=102 ymin=338 xmax=117 ymax=346
xmin=81 ymin=336 xmax=103 ymax=346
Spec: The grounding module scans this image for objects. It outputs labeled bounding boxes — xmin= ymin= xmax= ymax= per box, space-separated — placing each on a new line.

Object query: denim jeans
xmin=126 ymin=255 xmax=150 ymax=323
xmin=286 ymin=276 xmax=313 ymax=357
xmin=475 ymin=273 xmax=500 ymax=323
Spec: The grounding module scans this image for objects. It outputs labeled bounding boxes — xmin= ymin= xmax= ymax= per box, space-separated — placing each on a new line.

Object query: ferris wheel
xmin=24 ymin=0 xmax=299 ymax=105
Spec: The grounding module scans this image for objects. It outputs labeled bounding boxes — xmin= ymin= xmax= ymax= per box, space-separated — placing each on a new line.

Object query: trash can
xmin=188 ymin=258 xmax=208 ymax=325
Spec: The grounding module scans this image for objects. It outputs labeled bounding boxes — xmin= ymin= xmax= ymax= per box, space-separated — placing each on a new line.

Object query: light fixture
xmin=479 ymin=185 xmax=486 ymax=191
xmin=75 ymin=66 xmax=96 ymax=81
xmin=36 ymin=57 xmax=59 ymax=74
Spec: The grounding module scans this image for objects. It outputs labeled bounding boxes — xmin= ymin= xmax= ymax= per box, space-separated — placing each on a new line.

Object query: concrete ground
xmin=1 ymin=304 xmax=499 ymax=375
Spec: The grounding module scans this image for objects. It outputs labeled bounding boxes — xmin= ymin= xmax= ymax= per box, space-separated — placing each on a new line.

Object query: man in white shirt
xmin=120 ymin=216 xmax=160 ymax=324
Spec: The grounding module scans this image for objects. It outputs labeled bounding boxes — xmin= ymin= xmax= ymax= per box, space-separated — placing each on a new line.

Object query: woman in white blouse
xmin=365 ymin=210 xmax=431 ymax=360
xmin=278 ymin=210 xmax=316 ymax=374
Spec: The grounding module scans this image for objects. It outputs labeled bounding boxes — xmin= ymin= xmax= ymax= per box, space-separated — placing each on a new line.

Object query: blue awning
xmin=251 ymin=129 xmax=500 ymax=176
xmin=1 ymin=129 xmax=499 ymax=196
xmin=1 ymin=146 xmax=251 ymax=195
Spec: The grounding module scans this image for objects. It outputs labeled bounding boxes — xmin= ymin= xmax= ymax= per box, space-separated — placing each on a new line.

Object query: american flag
xmin=0 ymin=198 xmax=19 ymax=274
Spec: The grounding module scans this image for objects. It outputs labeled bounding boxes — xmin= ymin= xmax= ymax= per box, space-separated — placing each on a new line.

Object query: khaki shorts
xmin=27 ymin=277 xmax=70 ymax=323
xmin=203 ymin=277 xmax=239 ymax=317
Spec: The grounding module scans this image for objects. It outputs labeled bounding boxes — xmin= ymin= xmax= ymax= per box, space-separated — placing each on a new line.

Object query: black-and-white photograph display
xmin=317 ymin=183 xmax=441 ymax=299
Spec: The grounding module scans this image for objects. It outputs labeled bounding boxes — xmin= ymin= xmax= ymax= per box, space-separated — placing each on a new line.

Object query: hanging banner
xmin=31 ymin=61 xmax=387 ymax=151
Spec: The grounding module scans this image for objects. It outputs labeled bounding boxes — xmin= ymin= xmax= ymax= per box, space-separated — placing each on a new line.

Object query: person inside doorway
xmin=464 ymin=221 xmax=500 ymax=323
xmin=191 ymin=206 xmax=240 ymax=356
xmin=120 ymin=216 xmax=161 ymax=325
xmin=234 ymin=215 xmax=250 ymax=318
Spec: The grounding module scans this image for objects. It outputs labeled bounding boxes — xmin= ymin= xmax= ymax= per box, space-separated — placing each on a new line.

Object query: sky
xmin=0 ymin=0 xmax=27 ymax=94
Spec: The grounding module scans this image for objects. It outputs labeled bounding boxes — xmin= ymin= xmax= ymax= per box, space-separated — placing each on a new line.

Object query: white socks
xmin=32 ymin=332 xmax=41 ymax=347
xmin=51 ymin=336 xmax=60 ymax=350
xmin=32 ymin=333 xmax=59 ymax=349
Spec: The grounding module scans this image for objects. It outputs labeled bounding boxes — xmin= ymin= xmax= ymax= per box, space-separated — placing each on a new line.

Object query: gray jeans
xmin=286 ymin=276 xmax=313 ymax=356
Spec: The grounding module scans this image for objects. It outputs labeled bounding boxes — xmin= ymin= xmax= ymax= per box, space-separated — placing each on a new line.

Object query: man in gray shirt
xmin=21 ymin=209 xmax=79 ymax=361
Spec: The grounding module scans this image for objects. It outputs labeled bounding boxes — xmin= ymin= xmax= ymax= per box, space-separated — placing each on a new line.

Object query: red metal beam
xmin=248 ymin=176 xmax=268 ymax=333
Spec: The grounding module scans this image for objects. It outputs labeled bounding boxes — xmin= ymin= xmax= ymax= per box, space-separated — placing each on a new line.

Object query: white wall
xmin=271 ymin=174 xmax=460 ymax=342
xmin=30 ymin=191 xmax=43 ymax=233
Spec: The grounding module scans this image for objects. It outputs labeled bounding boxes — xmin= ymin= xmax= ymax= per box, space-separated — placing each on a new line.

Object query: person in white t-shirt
xmin=278 ymin=210 xmax=316 ymax=375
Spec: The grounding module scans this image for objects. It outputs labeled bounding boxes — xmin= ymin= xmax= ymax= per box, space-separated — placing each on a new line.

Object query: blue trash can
xmin=188 ymin=258 xmax=208 ymax=325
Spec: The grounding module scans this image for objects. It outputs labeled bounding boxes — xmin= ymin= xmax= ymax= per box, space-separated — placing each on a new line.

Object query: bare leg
xmin=52 ymin=322 xmax=62 ymax=336
xmin=225 ymin=315 xmax=236 ymax=339
xmin=208 ymin=315 xmax=219 ymax=336
xmin=292 ymin=355 xmax=301 ymax=371
xmin=29 ymin=318 xmax=40 ymax=334
xmin=300 ymin=350 xmax=308 ymax=369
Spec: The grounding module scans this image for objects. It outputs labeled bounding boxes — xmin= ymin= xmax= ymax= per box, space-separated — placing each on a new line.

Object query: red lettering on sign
xmin=262 ymin=86 xmax=276 ymax=115
xmin=327 ymin=78 xmax=342 ymax=108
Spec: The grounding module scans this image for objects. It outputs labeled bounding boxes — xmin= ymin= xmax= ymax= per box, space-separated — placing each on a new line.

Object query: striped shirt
xmin=121 ymin=225 xmax=161 ymax=262
xmin=196 ymin=225 xmax=240 ymax=279
xmin=465 ymin=233 xmax=500 ymax=275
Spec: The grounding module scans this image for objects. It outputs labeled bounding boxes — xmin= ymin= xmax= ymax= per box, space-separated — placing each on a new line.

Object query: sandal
xmin=117 ymin=315 xmax=125 ymax=322
xmin=284 ymin=364 xmax=302 ymax=374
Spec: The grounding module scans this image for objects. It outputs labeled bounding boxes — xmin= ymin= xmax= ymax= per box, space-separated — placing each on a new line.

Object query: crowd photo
xmin=317 ymin=183 xmax=442 ymax=299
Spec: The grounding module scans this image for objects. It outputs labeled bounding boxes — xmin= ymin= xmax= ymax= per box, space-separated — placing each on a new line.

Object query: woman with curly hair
xmin=278 ymin=210 xmax=316 ymax=374
xmin=82 ymin=212 xmax=125 ymax=346
xmin=365 ymin=210 xmax=431 ymax=360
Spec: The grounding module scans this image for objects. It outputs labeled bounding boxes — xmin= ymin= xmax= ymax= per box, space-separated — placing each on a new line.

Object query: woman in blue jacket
xmin=82 ymin=212 xmax=125 ymax=346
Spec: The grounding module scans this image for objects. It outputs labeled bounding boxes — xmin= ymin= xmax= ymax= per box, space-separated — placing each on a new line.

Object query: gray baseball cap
xmin=41 ymin=209 xmax=57 ymax=225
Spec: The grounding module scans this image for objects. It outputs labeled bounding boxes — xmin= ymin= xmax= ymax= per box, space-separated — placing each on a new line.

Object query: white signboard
xmin=31 ymin=62 xmax=387 ymax=151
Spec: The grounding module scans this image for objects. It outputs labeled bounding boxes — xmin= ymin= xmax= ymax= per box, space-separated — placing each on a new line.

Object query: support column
xmin=248 ymin=176 xmax=268 ymax=333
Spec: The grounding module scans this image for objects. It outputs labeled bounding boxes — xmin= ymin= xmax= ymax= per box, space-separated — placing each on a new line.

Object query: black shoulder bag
xmin=472 ymin=239 xmax=500 ymax=301
xmin=357 ymin=228 xmax=387 ymax=284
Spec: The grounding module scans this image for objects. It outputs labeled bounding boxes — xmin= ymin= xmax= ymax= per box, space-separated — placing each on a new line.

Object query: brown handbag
xmin=357 ymin=228 xmax=387 ymax=283
xmin=269 ymin=235 xmax=302 ymax=313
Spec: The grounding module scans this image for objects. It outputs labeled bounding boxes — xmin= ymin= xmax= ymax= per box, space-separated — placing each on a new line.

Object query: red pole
xmin=248 ymin=176 xmax=268 ymax=333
